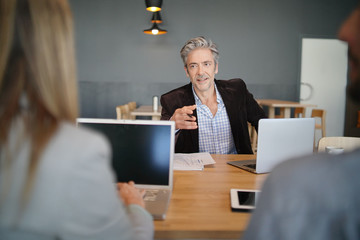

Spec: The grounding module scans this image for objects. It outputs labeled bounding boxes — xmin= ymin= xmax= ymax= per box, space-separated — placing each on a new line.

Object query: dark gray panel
xmin=69 ymin=0 xmax=357 ymax=118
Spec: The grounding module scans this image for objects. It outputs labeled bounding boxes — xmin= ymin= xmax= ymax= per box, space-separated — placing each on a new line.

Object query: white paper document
xmin=173 ymin=152 xmax=216 ymax=171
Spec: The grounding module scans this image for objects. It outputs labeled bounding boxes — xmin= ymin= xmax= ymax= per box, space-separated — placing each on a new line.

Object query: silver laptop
xmin=227 ymin=118 xmax=315 ymax=174
xmin=77 ymin=118 xmax=175 ymax=220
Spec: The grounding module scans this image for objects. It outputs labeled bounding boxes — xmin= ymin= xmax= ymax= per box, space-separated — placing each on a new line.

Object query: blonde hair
xmin=0 ymin=0 xmax=78 ymax=208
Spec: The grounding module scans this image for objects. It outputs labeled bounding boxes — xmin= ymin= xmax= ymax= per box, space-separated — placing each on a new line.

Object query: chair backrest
xmin=116 ymin=104 xmax=131 ymax=119
xmin=311 ymin=109 xmax=325 ymax=118
xmin=121 ymin=104 xmax=130 ymax=119
xmin=318 ymin=136 xmax=360 ymax=152
xmin=116 ymin=105 xmax=122 ymax=119
xmin=128 ymin=101 xmax=137 ymax=111
xmin=127 ymin=102 xmax=137 ymax=119
xmin=247 ymin=122 xmax=257 ymax=153
xmin=294 ymin=107 xmax=305 ymax=118
xmin=311 ymin=109 xmax=326 ymax=137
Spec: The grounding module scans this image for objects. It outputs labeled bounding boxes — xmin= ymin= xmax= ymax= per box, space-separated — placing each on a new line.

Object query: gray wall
xmin=70 ymin=0 xmax=357 ymax=118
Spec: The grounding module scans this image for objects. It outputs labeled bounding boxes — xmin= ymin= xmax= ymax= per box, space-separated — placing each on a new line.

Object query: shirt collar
xmin=191 ymin=83 xmax=223 ymax=106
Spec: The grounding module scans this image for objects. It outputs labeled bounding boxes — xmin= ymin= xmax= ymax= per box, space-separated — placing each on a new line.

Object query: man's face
xmin=338 ymin=4 xmax=360 ymax=102
xmin=184 ymin=48 xmax=218 ymax=95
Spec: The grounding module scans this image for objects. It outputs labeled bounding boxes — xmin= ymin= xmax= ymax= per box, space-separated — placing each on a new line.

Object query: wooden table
xmin=154 ymin=154 xmax=268 ymax=239
xmin=130 ymin=105 xmax=162 ymax=120
xmin=257 ymin=99 xmax=317 ymax=118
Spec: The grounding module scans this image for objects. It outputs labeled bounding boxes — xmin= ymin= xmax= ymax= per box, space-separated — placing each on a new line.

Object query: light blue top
xmin=0 ymin=120 xmax=153 ymax=240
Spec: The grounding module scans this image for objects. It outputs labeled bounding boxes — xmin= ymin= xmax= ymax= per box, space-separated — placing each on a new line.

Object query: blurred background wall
xmin=69 ymin=0 xmax=357 ymax=119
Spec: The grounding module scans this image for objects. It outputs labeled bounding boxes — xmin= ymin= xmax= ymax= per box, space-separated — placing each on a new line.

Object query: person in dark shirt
xmin=242 ymin=4 xmax=360 ymax=240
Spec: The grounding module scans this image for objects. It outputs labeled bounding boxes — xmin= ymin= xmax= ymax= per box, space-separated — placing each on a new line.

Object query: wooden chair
xmin=318 ymin=136 xmax=360 ymax=153
xmin=128 ymin=101 xmax=137 ymax=111
xmin=128 ymin=101 xmax=137 ymax=119
xmin=116 ymin=105 xmax=122 ymax=119
xmin=248 ymin=122 xmax=257 ymax=153
xmin=294 ymin=107 xmax=305 ymax=118
xmin=116 ymin=104 xmax=131 ymax=119
xmin=311 ymin=109 xmax=326 ymax=138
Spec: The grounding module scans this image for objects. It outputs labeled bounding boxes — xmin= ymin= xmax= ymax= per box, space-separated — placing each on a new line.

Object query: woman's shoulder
xmin=58 ymin=121 xmax=108 ymax=146
xmin=43 ymin=121 xmax=111 ymax=165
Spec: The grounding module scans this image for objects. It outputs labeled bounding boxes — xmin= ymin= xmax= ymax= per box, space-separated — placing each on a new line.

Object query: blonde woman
xmin=0 ymin=0 xmax=153 ymax=239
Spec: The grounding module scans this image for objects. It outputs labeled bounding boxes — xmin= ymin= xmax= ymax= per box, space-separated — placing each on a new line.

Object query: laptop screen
xmin=77 ymin=119 xmax=174 ymax=186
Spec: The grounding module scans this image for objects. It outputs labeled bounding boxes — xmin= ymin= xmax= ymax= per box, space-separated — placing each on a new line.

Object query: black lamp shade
xmin=151 ymin=12 xmax=162 ymax=23
xmin=145 ymin=0 xmax=162 ymax=12
xmin=143 ymin=22 xmax=167 ymax=35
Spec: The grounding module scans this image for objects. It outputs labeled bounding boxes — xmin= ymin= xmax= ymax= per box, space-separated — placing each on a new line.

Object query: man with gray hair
xmin=160 ymin=36 xmax=266 ymax=154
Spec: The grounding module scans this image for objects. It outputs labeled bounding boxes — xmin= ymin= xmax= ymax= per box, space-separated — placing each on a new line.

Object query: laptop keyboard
xmin=142 ymin=190 xmax=159 ymax=201
xmin=244 ymin=164 xmax=256 ymax=169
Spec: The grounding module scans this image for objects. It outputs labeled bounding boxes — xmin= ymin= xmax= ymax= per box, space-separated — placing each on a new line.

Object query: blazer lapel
xmin=215 ymin=80 xmax=238 ymax=127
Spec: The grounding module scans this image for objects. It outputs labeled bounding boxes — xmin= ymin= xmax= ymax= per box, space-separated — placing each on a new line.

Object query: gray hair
xmin=180 ymin=36 xmax=219 ymax=67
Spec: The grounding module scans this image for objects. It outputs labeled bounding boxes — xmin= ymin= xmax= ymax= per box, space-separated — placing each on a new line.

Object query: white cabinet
xmin=300 ymin=38 xmax=348 ymax=143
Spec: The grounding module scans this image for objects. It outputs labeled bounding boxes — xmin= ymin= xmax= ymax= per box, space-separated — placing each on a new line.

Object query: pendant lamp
xmin=151 ymin=12 xmax=162 ymax=23
xmin=143 ymin=22 xmax=167 ymax=35
xmin=145 ymin=0 xmax=162 ymax=12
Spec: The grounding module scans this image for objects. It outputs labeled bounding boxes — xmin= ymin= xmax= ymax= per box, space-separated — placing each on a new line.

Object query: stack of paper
xmin=173 ymin=152 xmax=216 ymax=171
